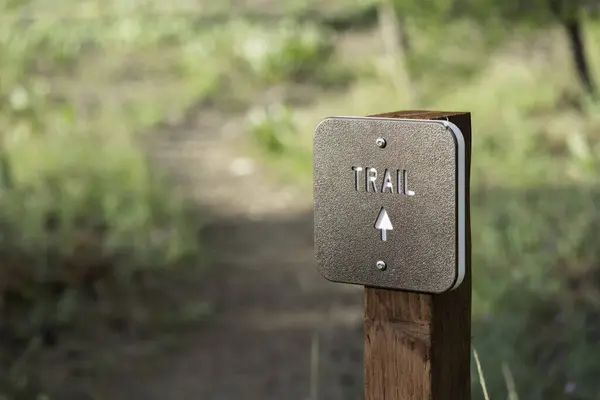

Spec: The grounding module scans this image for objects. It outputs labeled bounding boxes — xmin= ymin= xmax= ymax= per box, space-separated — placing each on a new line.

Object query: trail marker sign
xmin=313 ymin=116 xmax=467 ymax=294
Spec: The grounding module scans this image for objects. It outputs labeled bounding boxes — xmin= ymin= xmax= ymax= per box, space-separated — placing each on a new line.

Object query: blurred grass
xmin=2 ymin=0 xmax=600 ymax=398
xmin=1 ymin=1 xmax=213 ymax=396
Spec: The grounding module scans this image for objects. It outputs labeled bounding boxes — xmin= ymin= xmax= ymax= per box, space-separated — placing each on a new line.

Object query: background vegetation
xmin=2 ymin=0 xmax=600 ymax=399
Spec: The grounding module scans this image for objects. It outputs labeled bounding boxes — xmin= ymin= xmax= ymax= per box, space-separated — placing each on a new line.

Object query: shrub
xmin=234 ymin=20 xmax=339 ymax=84
xmin=0 ymin=131 xmax=201 ymax=341
xmin=0 ymin=1 xmax=203 ymax=345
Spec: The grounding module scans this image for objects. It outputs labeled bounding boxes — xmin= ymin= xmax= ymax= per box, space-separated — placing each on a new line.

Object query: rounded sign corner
xmin=439 ymin=120 xmax=466 ymax=153
xmin=315 ymin=259 xmax=342 ymax=284
xmin=450 ymin=263 xmax=466 ymax=291
xmin=313 ymin=117 xmax=336 ymax=139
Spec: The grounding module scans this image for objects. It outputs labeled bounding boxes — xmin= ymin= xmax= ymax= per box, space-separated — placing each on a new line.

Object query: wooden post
xmin=363 ymin=111 xmax=472 ymax=400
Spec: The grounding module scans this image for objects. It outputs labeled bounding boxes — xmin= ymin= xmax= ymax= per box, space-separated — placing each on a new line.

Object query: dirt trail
xmin=92 ymin=110 xmax=365 ymax=400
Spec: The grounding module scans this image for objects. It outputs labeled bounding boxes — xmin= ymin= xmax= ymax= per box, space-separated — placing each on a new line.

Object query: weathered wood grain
xmin=364 ymin=111 xmax=472 ymax=400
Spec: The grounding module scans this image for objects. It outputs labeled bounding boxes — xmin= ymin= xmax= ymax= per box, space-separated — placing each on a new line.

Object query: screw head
xmin=376 ymin=260 xmax=387 ymax=271
xmin=375 ymin=137 xmax=387 ymax=148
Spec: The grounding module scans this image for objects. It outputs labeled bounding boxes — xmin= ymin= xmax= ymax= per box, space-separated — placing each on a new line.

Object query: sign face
xmin=313 ymin=117 xmax=466 ymax=294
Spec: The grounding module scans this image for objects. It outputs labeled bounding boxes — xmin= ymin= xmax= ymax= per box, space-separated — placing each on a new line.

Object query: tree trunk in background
xmin=398 ymin=14 xmax=411 ymax=54
xmin=563 ymin=17 xmax=597 ymax=96
xmin=377 ymin=0 xmax=414 ymax=104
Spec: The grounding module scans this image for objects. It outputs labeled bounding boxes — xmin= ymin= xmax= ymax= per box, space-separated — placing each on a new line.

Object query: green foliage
xmin=233 ymin=20 xmax=345 ymax=85
xmin=0 ymin=2 xmax=206 ymax=395
xmin=246 ymin=103 xmax=312 ymax=179
xmin=0 ymin=112 xmax=201 ymax=344
xmin=566 ymin=130 xmax=600 ymax=181
xmin=472 ymin=186 xmax=600 ymax=399
xmin=388 ymin=0 xmax=454 ymax=20
xmin=390 ymin=0 xmax=591 ymax=25
xmin=247 ymin=104 xmax=298 ymax=155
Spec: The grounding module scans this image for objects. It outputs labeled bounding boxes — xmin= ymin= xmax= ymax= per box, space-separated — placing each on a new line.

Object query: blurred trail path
xmin=84 ymin=109 xmax=364 ymax=400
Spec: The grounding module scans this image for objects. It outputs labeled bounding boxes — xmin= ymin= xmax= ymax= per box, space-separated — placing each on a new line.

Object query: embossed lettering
xmin=351 ymin=167 xmax=415 ymax=195
xmin=403 ymin=169 xmax=415 ymax=196
xmin=381 ymin=169 xmax=394 ymax=193
xmin=352 ymin=166 xmax=363 ymax=191
xmin=366 ymin=167 xmax=378 ymax=193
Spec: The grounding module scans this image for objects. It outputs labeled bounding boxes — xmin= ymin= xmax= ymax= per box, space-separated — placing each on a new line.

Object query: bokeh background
xmin=1 ymin=0 xmax=600 ymax=399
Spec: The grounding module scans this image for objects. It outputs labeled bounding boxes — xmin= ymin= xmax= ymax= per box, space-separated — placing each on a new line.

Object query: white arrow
xmin=374 ymin=207 xmax=393 ymax=241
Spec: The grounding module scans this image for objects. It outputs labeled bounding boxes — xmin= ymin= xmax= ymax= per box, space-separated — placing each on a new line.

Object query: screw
xmin=376 ymin=260 xmax=387 ymax=271
xmin=375 ymin=137 xmax=386 ymax=148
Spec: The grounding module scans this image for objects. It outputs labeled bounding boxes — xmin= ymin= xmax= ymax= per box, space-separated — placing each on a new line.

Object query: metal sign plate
xmin=313 ymin=116 xmax=466 ymax=294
